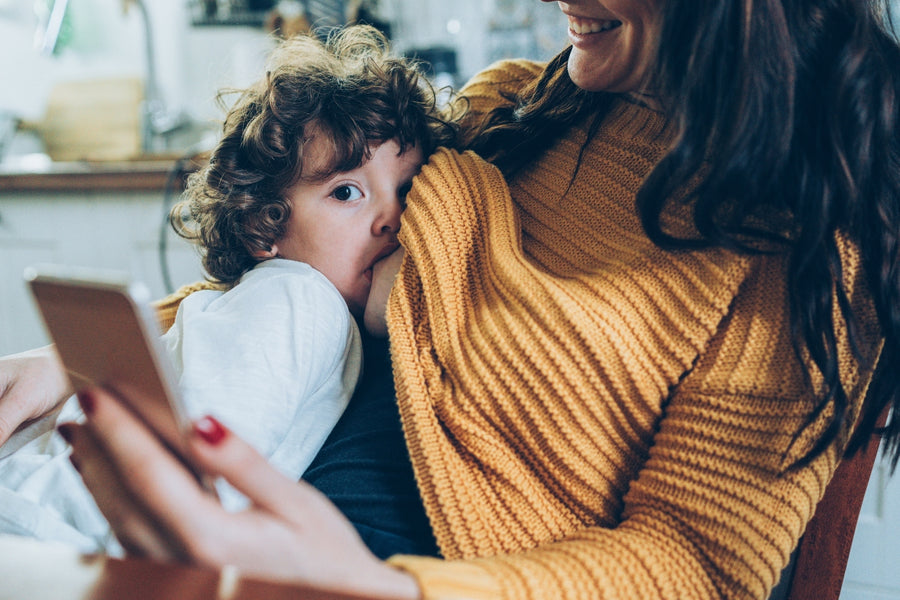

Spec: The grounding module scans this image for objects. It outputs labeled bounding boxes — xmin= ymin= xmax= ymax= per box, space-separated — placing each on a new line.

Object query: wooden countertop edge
xmin=0 ymin=159 xmax=202 ymax=192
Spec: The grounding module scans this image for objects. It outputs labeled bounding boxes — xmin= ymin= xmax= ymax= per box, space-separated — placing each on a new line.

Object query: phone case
xmin=25 ymin=264 xmax=214 ymax=493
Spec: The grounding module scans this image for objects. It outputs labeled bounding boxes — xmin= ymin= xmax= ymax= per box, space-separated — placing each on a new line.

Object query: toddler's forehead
xmin=299 ymin=131 xmax=420 ymax=183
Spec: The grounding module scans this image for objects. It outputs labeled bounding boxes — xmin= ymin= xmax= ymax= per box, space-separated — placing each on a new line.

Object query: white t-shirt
xmin=0 ymin=258 xmax=361 ymax=552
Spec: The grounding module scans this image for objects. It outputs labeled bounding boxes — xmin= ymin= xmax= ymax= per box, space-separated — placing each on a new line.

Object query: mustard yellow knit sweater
xmin=385 ymin=61 xmax=882 ymax=600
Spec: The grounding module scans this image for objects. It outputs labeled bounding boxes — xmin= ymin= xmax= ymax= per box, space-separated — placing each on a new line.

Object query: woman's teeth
xmin=568 ymin=17 xmax=622 ymax=35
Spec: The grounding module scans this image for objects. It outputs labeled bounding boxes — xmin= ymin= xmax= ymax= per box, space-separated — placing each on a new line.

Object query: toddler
xmin=0 ymin=24 xmax=455 ymax=553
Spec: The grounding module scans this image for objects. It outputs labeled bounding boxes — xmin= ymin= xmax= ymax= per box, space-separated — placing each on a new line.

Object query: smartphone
xmin=25 ymin=264 xmax=214 ymax=492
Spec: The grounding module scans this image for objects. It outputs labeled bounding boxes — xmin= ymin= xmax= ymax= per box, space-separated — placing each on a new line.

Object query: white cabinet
xmin=0 ymin=189 xmax=204 ymax=355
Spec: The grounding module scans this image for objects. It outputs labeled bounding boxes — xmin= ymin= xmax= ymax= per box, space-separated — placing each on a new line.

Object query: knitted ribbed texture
xmin=387 ymin=61 xmax=881 ymax=600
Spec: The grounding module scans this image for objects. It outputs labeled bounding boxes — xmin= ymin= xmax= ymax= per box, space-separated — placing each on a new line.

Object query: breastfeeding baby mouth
xmin=364 ymin=244 xmax=401 ymax=282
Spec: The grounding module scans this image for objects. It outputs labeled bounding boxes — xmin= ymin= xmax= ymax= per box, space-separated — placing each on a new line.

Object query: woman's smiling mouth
xmin=567 ymin=16 xmax=622 ymax=35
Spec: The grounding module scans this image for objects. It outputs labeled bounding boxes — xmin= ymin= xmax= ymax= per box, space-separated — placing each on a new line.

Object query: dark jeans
xmin=302 ymin=333 xmax=440 ymax=560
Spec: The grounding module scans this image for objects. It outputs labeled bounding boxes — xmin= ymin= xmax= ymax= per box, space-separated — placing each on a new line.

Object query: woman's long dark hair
xmin=468 ymin=0 xmax=900 ymax=470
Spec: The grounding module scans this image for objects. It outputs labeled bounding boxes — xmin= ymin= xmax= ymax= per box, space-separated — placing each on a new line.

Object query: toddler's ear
xmin=252 ymin=244 xmax=279 ymax=259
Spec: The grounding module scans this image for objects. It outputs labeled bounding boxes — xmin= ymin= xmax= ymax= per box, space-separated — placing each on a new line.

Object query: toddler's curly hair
xmin=172 ymin=24 xmax=458 ymax=284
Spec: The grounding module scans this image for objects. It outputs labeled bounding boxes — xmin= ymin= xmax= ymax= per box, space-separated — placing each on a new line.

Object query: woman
xmin=2 ymin=0 xmax=899 ymax=598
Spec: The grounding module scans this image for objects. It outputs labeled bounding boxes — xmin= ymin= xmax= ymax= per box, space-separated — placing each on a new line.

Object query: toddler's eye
xmin=332 ymin=184 xmax=363 ymax=202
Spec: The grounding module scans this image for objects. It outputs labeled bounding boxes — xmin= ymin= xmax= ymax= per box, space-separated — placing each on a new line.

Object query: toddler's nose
xmin=375 ymin=196 xmax=402 ymax=235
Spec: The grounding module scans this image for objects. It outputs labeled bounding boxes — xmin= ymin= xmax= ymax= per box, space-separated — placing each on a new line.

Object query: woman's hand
xmin=61 ymin=387 xmax=421 ymax=599
xmin=0 ymin=345 xmax=72 ymax=446
xmin=364 ymin=247 xmax=405 ymax=338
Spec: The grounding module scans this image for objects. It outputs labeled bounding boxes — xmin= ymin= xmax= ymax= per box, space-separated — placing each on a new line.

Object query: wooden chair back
xmin=769 ymin=404 xmax=888 ymax=600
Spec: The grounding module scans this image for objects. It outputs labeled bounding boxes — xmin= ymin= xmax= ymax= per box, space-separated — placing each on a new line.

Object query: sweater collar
xmin=601 ymin=94 xmax=676 ymax=149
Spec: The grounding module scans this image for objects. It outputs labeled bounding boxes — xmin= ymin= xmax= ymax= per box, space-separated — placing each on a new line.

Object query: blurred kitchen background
xmin=0 ymin=0 xmax=568 ymax=356
xmin=0 ymin=0 xmax=567 ymax=156
xmin=0 ymin=2 xmax=898 ymax=598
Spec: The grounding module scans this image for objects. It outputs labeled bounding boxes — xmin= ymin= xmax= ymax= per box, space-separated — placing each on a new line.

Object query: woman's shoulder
xmin=462 ymin=59 xmax=546 ymax=95
xmin=452 ymin=59 xmax=546 ymax=130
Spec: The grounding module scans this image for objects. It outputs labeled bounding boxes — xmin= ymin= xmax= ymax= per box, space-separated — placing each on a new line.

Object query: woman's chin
xmin=567 ymin=49 xmax=645 ymax=94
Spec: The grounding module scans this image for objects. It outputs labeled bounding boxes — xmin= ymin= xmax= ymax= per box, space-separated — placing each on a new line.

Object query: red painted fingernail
xmin=193 ymin=416 xmax=227 ymax=445
xmin=57 ymin=423 xmax=75 ymax=443
xmin=77 ymin=391 xmax=95 ymax=415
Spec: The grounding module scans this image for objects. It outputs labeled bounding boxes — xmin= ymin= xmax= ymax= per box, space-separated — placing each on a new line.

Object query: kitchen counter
xmin=0 ymin=155 xmax=208 ymax=356
xmin=0 ymin=154 xmax=203 ymax=192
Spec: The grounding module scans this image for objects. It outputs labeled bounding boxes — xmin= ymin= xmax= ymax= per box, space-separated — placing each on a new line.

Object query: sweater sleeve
xmin=386 ymin=147 xmax=881 ymax=600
